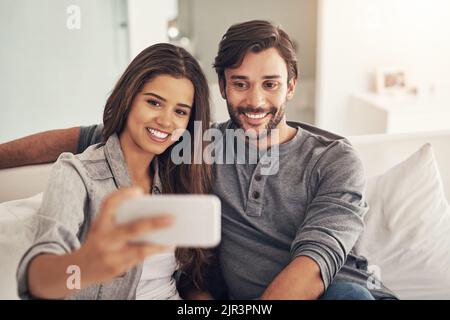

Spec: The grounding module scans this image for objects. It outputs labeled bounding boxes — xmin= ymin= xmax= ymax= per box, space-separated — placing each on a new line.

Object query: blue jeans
xmin=319 ymin=281 xmax=375 ymax=300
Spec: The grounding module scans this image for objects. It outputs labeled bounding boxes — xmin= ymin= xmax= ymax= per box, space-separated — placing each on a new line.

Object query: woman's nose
xmin=155 ymin=109 xmax=172 ymax=128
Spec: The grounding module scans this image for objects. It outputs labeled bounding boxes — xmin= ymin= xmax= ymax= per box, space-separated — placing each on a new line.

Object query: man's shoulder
xmin=289 ymin=121 xmax=348 ymax=146
xmin=78 ymin=124 xmax=104 ymax=154
xmin=289 ymin=121 xmax=360 ymax=165
xmin=288 ymin=122 xmax=365 ymax=189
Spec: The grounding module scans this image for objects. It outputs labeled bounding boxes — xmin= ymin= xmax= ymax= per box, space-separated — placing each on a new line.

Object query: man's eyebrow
xmin=262 ymin=75 xmax=282 ymax=80
xmin=143 ymin=92 xmax=192 ymax=109
xmin=229 ymin=75 xmax=282 ymax=80
xmin=230 ymin=75 xmax=249 ymax=80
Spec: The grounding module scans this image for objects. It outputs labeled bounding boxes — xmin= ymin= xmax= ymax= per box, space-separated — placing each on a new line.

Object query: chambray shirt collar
xmin=104 ymin=133 xmax=132 ymax=188
xmin=104 ymin=133 xmax=163 ymax=194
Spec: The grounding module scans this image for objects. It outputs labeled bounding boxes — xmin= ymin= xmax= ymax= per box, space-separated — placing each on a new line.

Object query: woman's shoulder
xmin=55 ymin=143 xmax=111 ymax=180
xmin=75 ymin=142 xmax=106 ymax=162
xmin=55 ymin=143 xmax=105 ymax=166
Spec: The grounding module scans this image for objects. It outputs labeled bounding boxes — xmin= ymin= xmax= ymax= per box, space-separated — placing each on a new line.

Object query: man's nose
xmin=245 ymin=86 xmax=265 ymax=108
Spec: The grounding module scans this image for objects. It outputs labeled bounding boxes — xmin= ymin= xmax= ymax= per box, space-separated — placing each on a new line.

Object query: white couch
xmin=1 ymin=130 xmax=450 ymax=299
xmin=350 ymin=130 xmax=450 ymax=201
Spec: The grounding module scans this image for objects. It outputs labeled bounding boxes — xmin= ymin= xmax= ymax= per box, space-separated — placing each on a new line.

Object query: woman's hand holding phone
xmin=28 ymin=187 xmax=173 ymax=299
xmin=74 ymin=187 xmax=174 ymax=285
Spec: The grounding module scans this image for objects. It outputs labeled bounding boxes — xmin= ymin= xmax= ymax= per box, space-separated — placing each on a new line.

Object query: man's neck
xmin=259 ymin=122 xmax=297 ymax=150
xmin=239 ymin=123 xmax=297 ymax=154
xmin=276 ymin=122 xmax=298 ymax=145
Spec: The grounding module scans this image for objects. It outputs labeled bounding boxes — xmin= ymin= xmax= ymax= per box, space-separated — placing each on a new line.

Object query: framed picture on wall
xmin=375 ymin=67 xmax=409 ymax=95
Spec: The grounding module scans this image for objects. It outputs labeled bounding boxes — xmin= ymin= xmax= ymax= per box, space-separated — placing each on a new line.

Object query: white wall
xmin=0 ymin=0 xmax=317 ymax=143
xmin=127 ymin=0 xmax=177 ymax=59
xmin=316 ymin=0 xmax=450 ymax=135
xmin=184 ymin=0 xmax=318 ymax=124
xmin=0 ymin=0 xmax=129 ymax=143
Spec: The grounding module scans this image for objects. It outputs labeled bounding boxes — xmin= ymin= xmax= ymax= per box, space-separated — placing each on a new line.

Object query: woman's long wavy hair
xmin=102 ymin=43 xmax=214 ymax=290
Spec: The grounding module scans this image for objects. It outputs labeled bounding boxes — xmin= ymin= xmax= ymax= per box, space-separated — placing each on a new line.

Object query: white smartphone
xmin=115 ymin=195 xmax=221 ymax=248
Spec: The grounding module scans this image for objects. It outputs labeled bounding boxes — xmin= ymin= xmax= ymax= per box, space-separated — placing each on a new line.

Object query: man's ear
xmin=219 ymin=79 xmax=227 ymax=99
xmin=287 ymin=78 xmax=297 ymax=101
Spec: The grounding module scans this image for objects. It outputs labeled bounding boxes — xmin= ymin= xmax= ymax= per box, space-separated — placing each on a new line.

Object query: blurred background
xmin=1 ymin=0 xmax=449 ymax=143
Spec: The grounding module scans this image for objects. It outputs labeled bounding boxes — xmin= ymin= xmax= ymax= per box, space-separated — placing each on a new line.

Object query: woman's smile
xmin=146 ymin=127 xmax=171 ymax=143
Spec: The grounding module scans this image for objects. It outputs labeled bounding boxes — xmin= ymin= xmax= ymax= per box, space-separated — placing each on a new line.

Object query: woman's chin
xmin=144 ymin=144 xmax=168 ymax=155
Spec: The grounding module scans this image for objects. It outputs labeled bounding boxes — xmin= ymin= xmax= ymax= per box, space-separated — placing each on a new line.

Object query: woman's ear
xmin=287 ymin=78 xmax=297 ymax=101
xmin=219 ymin=79 xmax=227 ymax=99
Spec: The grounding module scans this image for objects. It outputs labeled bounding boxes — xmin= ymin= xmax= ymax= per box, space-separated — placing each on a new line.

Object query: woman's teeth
xmin=147 ymin=128 xmax=169 ymax=139
xmin=245 ymin=113 xmax=268 ymax=119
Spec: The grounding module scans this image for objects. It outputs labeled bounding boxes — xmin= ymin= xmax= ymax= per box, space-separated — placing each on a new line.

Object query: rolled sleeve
xmin=294 ymin=244 xmax=333 ymax=289
xmin=77 ymin=124 xmax=104 ymax=154
xmin=17 ymin=242 xmax=71 ymax=299
xmin=291 ymin=141 xmax=368 ymax=289
xmin=16 ymin=154 xmax=88 ymax=299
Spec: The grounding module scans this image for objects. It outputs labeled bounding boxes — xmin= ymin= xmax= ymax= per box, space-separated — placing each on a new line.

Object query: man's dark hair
xmin=213 ymin=20 xmax=298 ymax=83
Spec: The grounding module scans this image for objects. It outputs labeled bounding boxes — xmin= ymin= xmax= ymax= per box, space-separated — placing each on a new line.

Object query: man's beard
xmin=227 ymin=102 xmax=286 ymax=139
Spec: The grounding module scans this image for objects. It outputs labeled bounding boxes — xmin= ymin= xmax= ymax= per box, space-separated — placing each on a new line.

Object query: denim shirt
xmin=17 ymin=134 xmax=163 ymax=299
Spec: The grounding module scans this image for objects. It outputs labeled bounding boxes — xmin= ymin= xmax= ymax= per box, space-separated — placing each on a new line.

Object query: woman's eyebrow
xmin=143 ymin=92 xmax=166 ymax=101
xmin=143 ymin=92 xmax=191 ymax=109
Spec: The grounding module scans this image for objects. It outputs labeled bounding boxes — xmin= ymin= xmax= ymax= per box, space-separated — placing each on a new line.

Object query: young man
xmin=0 ymin=20 xmax=396 ymax=300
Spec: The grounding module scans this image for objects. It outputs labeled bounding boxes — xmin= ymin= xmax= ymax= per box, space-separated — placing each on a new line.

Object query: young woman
xmin=16 ymin=43 xmax=214 ymax=300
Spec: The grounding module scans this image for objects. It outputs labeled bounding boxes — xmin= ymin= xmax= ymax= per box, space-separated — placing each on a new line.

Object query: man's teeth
xmin=147 ymin=128 xmax=169 ymax=139
xmin=245 ymin=113 xmax=268 ymax=119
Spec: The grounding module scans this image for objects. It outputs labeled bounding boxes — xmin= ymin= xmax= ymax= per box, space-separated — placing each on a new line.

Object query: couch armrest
xmin=0 ymin=163 xmax=53 ymax=203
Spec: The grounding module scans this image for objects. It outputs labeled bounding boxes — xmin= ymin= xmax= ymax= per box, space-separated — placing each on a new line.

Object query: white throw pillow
xmin=354 ymin=144 xmax=450 ymax=299
xmin=0 ymin=193 xmax=43 ymax=299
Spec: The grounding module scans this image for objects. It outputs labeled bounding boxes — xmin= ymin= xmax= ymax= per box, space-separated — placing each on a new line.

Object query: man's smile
xmin=241 ymin=112 xmax=272 ymax=126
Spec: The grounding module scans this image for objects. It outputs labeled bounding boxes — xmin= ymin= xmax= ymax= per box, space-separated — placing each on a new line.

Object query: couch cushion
xmin=0 ymin=164 xmax=52 ymax=202
xmin=0 ymin=193 xmax=43 ymax=299
xmin=354 ymin=144 xmax=450 ymax=299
